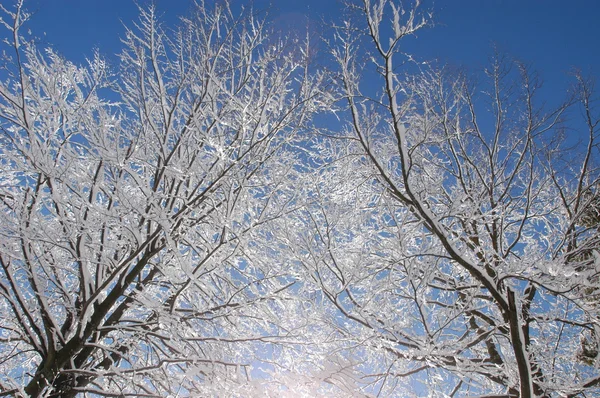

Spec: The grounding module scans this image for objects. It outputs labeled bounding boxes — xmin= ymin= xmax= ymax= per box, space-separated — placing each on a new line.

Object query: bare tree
xmin=2 ymin=0 xmax=599 ymax=397
xmin=0 ymin=1 xmax=325 ymax=396
xmin=278 ymin=0 xmax=600 ymax=396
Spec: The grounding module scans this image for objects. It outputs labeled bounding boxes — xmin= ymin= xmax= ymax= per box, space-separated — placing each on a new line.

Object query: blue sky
xmin=26 ymin=1 xmax=599 ymax=73
xmin=23 ymin=0 xmax=599 ymax=112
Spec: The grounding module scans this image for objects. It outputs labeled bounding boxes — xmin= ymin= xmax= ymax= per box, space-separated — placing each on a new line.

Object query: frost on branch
xmin=1 ymin=0 xmax=599 ymax=397
xmin=0 ymin=1 xmax=326 ymax=396
xmin=286 ymin=0 xmax=600 ymax=396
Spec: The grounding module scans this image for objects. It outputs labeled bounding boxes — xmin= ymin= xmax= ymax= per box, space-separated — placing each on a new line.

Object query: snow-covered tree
xmin=2 ymin=0 xmax=599 ymax=397
xmin=0 ymin=1 xmax=325 ymax=396
xmin=278 ymin=0 xmax=600 ymax=396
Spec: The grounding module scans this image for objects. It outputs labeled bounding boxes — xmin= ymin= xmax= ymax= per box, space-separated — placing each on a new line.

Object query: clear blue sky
xmin=23 ymin=0 xmax=599 ymax=102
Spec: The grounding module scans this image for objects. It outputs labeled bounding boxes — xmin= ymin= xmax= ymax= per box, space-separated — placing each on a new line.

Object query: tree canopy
xmin=0 ymin=1 xmax=598 ymax=397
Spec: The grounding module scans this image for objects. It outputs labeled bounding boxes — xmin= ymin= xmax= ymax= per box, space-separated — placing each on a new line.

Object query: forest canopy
xmin=0 ymin=1 xmax=598 ymax=397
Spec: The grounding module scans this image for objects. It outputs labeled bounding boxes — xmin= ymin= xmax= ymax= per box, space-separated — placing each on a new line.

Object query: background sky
xmin=20 ymin=0 xmax=600 ymax=115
